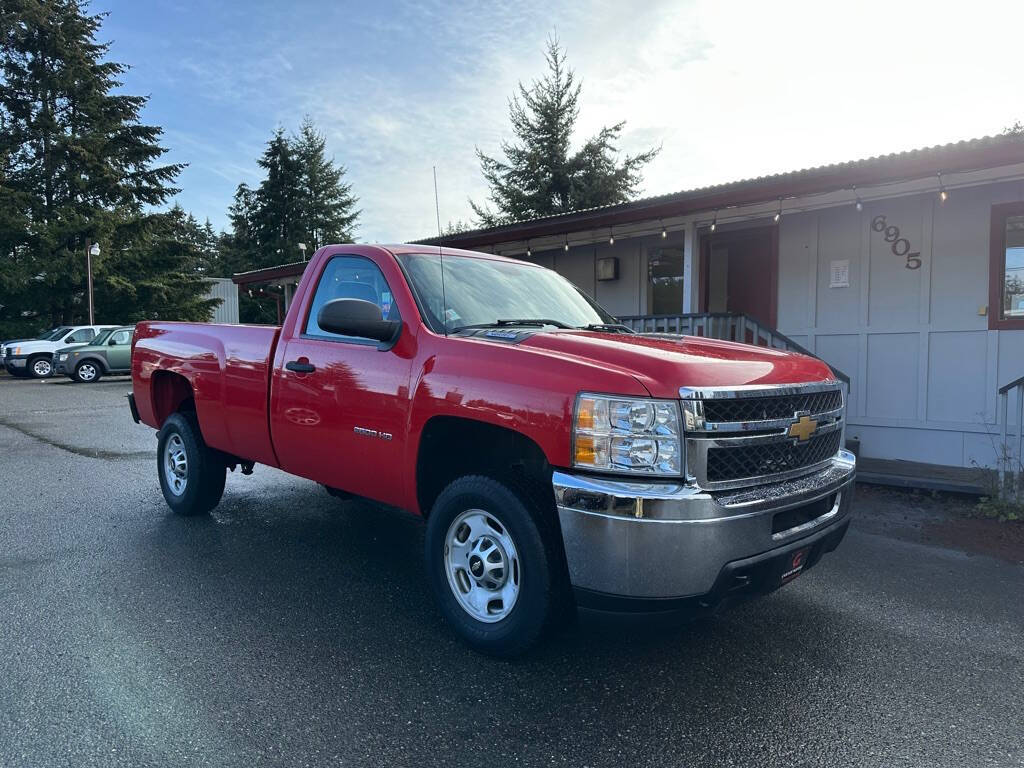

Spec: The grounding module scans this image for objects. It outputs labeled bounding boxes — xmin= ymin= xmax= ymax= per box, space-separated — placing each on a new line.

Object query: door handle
xmin=285 ymin=360 xmax=316 ymax=374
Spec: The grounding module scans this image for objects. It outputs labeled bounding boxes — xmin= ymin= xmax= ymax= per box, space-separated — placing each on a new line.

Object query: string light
xmin=526 ymin=240 xmax=531 ymax=257
xmin=660 ymin=220 xmax=667 ymax=238
xmin=854 ymin=186 xmax=863 ymax=212
xmin=710 ymin=211 xmax=718 ymax=232
xmin=609 ymin=227 xmax=615 ymax=246
xmin=564 ymin=236 xmax=569 ymax=252
xmin=773 ymin=198 xmax=782 ymax=224
xmin=938 ymin=173 xmax=948 ymax=203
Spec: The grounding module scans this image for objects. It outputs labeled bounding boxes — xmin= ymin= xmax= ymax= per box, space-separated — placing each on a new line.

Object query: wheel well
xmin=416 ymin=416 xmax=552 ymax=516
xmin=151 ymin=371 xmax=195 ymax=426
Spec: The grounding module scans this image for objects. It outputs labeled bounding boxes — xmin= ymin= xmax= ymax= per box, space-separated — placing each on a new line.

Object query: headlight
xmin=59 ymin=354 xmax=68 ymax=361
xmin=573 ymin=394 xmax=682 ymax=475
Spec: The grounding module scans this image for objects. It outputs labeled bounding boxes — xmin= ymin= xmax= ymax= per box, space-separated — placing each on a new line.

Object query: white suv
xmin=3 ymin=325 xmax=118 ymax=379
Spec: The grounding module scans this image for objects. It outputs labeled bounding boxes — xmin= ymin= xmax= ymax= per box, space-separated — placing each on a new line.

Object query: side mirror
xmin=108 ymin=338 xmax=118 ymax=346
xmin=316 ymin=298 xmax=400 ymax=344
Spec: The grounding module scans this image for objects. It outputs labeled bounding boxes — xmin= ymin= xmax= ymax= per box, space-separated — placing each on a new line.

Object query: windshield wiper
xmin=578 ymin=323 xmax=635 ymax=334
xmin=451 ymin=318 xmax=574 ymax=332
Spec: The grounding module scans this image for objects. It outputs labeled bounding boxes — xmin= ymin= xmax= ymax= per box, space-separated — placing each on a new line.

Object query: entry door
xmin=701 ymin=227 xmax=778 ymax=328
xmin=270 ymin=255 xmax=412 ymax=507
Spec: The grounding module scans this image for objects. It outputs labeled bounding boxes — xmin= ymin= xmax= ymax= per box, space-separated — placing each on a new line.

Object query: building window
xmin=648 ymin=247 xmax=684 ymax=315
xmin=990 ymin=202 xmax=1024 ymax=330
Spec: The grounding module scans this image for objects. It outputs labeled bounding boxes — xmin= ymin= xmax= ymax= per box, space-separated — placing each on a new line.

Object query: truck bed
xmin=132 ymin=321 xmax=281 ymax=467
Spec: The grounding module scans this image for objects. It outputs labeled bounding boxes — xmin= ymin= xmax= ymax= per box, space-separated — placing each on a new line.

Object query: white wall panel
xmin=853 ymin=424 xmax=964 ymax=465
xmin=777 ymin=215 xmax=814 ymax=333
xmin=929 ymin=186 xmax=989 ymax=327
xmin=866 ymin=333 xmax=919 ymax=419
xmin=815 ymin=207 xmax=861 ymax=330
xmin=866 ymin=196 xmax=924 ymax=327
xmin=815 ymin=334 xmax=860 ymax=417
xmin=926 ymin=331 xmax=988 ymax=423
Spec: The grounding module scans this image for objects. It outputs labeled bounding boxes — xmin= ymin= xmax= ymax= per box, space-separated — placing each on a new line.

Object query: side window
xmin=111 ymin=330 xmax=131 ymax=345
xmin=304 ymin=256 xmax=398 ymax=339
xmin=67 ymin=329 xmax=95 ymax=343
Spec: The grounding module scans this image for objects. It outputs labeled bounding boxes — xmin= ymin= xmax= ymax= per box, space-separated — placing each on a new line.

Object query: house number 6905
xmin=871 ymin=215 xmax=921 ymax=269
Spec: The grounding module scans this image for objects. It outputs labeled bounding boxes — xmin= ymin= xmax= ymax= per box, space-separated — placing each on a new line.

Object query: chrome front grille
xmin=680 ymin=381 xmax=845 ymax=491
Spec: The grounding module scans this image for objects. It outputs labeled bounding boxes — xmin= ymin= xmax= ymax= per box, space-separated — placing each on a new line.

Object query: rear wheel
xmin=425 ymin=475 xmax=568 ymax=657
xmin=73 ymin=360 xmax=102 ymax=383
xmin=157 ymin=411 xmax=226 ymax=516
xmin=28 ymin=355 xmax=52 ymax=379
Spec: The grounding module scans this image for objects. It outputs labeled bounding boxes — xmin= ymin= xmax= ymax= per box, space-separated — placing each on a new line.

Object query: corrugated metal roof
xmin=419 ymin=133 xmax=1024 ymax=247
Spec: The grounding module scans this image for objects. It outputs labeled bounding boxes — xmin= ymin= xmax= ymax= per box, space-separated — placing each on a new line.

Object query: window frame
xmin=300 ymin=254 xmax=401 ymax=346
xmin=989 ymin=201 xmax=1024 ymax=330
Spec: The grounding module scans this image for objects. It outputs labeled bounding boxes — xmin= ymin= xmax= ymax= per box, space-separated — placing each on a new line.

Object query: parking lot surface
xmin=1 ymin=375 xmax=1022 ymax=767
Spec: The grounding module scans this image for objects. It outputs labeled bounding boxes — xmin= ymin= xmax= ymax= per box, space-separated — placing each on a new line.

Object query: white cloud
xmin=152 ymin=0 xmax=1024 ymax=243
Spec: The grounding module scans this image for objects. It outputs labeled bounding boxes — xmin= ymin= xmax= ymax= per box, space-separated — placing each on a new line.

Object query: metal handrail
xmin=616 ymin=312 xmax=850 ymax=386
xmin=998 ymin=377 xmax=1024 ymax=500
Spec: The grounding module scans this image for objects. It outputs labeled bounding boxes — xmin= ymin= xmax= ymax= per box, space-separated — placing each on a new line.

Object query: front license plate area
xmin=779 ymin=547 xmax=811 ymax=585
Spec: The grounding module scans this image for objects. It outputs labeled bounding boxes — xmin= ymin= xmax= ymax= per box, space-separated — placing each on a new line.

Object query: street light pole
xmin=85 ymin=240 xmax=99 ymax=325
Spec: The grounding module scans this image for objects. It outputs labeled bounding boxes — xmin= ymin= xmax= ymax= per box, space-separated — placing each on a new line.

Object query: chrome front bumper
xmin=553 ymin=450 xmax=856 ymax=603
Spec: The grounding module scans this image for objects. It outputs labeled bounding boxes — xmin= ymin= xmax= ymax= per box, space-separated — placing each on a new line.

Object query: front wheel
xmin=73 ymin=360 xmax=102 ymax=383
xmin=28 ymin=355 xmax=53 ymax=379
xmin=157 ymin=411 xmax=226 ymax=516
xmin=425 ymin=475 xmax=568 ymax=657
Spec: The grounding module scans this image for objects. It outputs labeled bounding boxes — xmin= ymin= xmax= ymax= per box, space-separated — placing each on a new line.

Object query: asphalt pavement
xmin=1 ymin=375 xmax=1022 ymax=767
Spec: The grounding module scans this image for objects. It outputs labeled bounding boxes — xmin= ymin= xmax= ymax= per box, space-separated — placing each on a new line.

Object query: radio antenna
xmin=433 ymin=165 xmax=448 ymax=336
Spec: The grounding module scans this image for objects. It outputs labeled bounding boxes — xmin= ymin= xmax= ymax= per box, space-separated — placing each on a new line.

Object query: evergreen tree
xmin=252 ymin=128 xmax=303 ymax=264
xmin=0 ymin=0 xmax=192 ymax=335
xmin=470 ymin=38 xmax=660 ymax=227
xmin=294 ymin=117 xmax=359 ymax=250
xmin=93 ymin=206 xmax=218 ymax=323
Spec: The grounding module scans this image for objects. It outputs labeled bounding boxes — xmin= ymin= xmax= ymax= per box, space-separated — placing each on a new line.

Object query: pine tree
xmin=470 ymin=38 xmax=660 ymax=227
xmin=93 ymin=206 xmax=218 ymax=322
xmin=294 ymin=117 xmax=359 ymax=250
xmin=0 ymin=0 xmax=189 ymax=334
xmin=252 ymin=128 xmax=303 ymax=266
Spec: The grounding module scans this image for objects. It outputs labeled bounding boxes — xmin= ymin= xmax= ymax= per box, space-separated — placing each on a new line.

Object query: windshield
xmin=398 ymin=252 xmax=614 ymax=333
xmin=38 ymin=326 xmax=70 ymax=340
xmin=88 ymin=328 xmax=115 ymax=347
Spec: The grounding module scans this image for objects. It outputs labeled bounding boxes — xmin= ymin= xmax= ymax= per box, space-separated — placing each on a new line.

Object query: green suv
xmin=54 ymin=325 xmax=134 ymax=383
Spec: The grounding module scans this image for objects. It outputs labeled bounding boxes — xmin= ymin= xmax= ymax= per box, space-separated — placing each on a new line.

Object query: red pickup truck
xmin=130 ymin=243 xmax=855 ymax=655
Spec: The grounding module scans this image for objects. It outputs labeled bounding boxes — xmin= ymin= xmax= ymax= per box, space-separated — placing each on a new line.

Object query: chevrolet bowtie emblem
xmin=787 ymin=414 xmax=818 ymax=442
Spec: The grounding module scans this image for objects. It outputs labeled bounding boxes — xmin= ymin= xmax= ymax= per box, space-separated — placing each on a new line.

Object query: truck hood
xmin=7 ymin=340 xmax=58 ymax=355
xmin=518 ymin=331 xmax=835 ymax=399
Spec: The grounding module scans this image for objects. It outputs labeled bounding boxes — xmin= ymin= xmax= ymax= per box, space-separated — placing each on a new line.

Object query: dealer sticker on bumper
xmin=780 ymin=547 xmax=810 ymax=585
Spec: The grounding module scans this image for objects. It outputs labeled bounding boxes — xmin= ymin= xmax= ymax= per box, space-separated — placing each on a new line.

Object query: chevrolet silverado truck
xmin=129 ymin=244 xmax=855 ymax=656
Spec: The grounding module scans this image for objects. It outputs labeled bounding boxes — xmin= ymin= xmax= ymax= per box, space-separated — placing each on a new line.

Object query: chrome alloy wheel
xmin=163 ymin=433 xmax=188 ymax=496
xmin=444 ymin=509 xmax=521 ymax=623
xmin=77 ymin=362 xmax=98 ymax=382
xmin=32 ymin=358 xmax=52 ymax=377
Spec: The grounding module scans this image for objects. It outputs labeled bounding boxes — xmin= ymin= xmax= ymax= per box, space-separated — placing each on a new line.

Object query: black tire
xmin=157 ymin=411 xmax=226 ymax=516
xmin=425 ymin=474 xmax=568 ymax=657
xmin=73 ymin=359 xmax=102 ymax=383
xmin=27 ymin=355 xmax=53 ymax=379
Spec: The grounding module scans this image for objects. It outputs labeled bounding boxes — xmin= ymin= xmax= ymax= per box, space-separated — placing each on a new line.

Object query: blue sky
xmin=99 ymin=0 xmax=1024 ymax=246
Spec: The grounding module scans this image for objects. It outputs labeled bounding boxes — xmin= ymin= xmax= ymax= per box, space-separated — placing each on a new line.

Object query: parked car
xmin=129 ymin=244 xmax=855 ymax=656
xmin=54 ymin=325 xmax=134 ymax=382
xmin=1 ymin=328 xmax=66 ymax=369
xmin=4 ymin=325 xmax=117 ymax=378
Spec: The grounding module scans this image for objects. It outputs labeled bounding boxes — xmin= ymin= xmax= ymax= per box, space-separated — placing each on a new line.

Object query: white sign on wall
xmin=829 ymin=259 xmax=850 ymax=288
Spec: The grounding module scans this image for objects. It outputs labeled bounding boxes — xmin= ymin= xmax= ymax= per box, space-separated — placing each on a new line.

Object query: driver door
xmin=270 ymin=254 xmax=413 ymax=507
